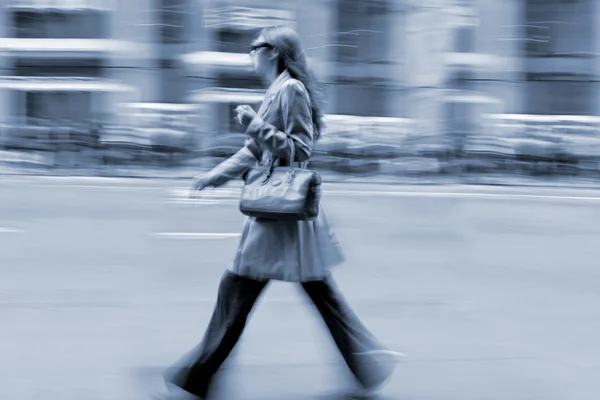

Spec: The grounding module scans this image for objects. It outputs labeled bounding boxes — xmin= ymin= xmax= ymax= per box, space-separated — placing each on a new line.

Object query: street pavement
xmin=2 ymin=176 xmax=600 ymax=400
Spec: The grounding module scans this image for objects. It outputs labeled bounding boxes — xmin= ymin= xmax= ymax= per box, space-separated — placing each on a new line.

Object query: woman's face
xmin=250 ymin=35 xmax=275 ymax=76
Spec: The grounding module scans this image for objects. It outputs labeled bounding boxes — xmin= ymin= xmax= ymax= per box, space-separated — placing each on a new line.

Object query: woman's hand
xmin=189 ymin=174 xmax=211 ymax=198
xmin=235 ymin=105 xmax=257 ymax=129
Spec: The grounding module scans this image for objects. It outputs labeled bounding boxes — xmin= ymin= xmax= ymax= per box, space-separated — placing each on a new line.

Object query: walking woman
xmin=161 ymin=25 xmax=402 ymax=399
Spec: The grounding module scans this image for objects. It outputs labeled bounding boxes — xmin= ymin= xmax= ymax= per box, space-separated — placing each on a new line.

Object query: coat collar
xmin=257 ymin=70 xmax=292 ymax=116
xmin=265 ymin=69 xmax=292 ymax=98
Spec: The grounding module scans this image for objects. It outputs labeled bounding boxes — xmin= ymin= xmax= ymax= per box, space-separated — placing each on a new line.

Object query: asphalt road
xmin=2 ymin=176 xmax=600 ymax=400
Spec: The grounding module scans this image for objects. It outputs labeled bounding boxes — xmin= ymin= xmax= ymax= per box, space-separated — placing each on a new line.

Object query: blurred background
xmin=3 ymin=1 xmax=600 ymax=400
xmin=0 ymin=0 xmax=598 ymax=180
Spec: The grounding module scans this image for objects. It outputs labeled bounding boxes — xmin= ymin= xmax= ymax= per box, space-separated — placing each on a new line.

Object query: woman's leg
xmin=301 ymin=276 xmax=401 ymax=391
xmin=164 ymin=271 xmax=269 ymax=399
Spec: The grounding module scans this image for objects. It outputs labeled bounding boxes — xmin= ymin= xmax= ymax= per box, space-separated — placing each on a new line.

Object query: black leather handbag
xmin=240 ymin=136 xmax=321 ymax=221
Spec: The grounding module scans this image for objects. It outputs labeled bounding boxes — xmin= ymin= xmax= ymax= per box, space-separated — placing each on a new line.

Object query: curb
xmin=1 ymin=165 xmax=599 ymax=190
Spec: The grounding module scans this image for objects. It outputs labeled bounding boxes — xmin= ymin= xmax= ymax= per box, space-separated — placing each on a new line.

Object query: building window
xmin=334 ymin=78 xmax=388 ymax=117
xmin=11 ymin=10 xmax=109 ymax=39
xmin=525 ymin=0 xmax=593 ymax=57
xmin=525 ymin=0 xmax=593 ymax=115
xmin=216 ymin=72 xmax=263 ymax=90
xmin=159 ymin=0 xmax=189 ymax=43
xmin=527 ymin=78 xmax=592 ymax=115
xmin=25 ymin=91 xmax=93 ymax=122
xmin=216 ymin=28 xmax=260 ymax=53
xmin=335 ymin=0 xmax=388 ymax=63
xmin=206 ymin=5 xmax=295 ymax=52
xmin=14 ymin=58 xmax=104 ymax=77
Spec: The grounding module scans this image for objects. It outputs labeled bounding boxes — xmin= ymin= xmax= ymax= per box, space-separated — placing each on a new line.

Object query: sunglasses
xmin=250 ymin=42 xmax=273 ymax=53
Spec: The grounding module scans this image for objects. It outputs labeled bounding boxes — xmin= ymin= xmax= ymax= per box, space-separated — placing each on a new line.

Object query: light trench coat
xmin=204 ymin=70 xmax=345 ymax=282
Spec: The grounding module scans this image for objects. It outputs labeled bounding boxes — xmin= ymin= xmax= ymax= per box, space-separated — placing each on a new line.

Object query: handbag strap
xmin=273 ymin=135 xmax=311 ymax=170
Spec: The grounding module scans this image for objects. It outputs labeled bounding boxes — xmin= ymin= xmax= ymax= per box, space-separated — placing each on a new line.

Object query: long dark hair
xmin=260 ymin=25 xmax=326 ymax=140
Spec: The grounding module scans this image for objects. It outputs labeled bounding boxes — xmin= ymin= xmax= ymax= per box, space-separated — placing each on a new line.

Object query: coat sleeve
xmin=245 ymin=80 xmax=314 ymax=162
xmin=204 ymin=145 xmax=258 ymax=188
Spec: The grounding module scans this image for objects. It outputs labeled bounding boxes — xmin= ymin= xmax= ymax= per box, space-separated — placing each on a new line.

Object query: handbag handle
xmin=285 ymin=135 xmax=297 ymax=183
xmin=262 ymin=135 xmax=296 ymax=185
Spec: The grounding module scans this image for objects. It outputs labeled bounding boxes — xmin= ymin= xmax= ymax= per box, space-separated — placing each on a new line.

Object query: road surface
xmin=1 ymin=176 xmax=600 ymax=400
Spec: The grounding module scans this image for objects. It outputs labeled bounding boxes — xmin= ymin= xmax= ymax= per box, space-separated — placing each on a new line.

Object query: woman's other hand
xmin=235 ymin=105 xmax=257 ymax=129
xmin=189 ymin=174 xmax=211 ymax=198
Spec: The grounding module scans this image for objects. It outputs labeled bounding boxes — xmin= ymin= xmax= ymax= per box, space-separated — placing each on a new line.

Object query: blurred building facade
xmin=0 ymin=0 xmax=599 ymax=132
xmin=182 ymin=0 xmax=600 ymax=141
xmin=0 ymin=0 xmax=190 ymax=128
xmin=1 ymin=0 xmax=124 ymax=127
